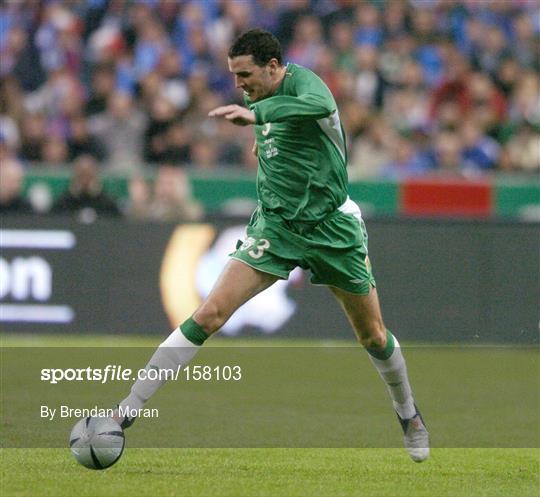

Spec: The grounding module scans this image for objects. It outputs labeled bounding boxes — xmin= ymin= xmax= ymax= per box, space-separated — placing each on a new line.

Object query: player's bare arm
xmin=208 ymin=105 xmax=255 ymax=126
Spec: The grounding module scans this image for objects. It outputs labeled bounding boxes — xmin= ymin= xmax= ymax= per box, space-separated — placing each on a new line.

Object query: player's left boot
xmin=396 ymin=404 xmax=430 ymax=462
xmin=111 ymin=405 xmax=136 ymax=430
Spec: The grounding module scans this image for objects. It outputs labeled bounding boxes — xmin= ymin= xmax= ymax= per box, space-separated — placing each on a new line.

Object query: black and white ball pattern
xmin=70 ymin=416 xmax=125 ymax=470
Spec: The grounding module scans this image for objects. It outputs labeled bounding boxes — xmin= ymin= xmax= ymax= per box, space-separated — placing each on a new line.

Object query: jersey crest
xmin=262 ymin=123 xmax=272 ymax=136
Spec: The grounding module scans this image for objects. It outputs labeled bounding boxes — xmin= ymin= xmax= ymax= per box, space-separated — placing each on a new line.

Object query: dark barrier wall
xmin=0 ymin=216 xmax=538 ymax=343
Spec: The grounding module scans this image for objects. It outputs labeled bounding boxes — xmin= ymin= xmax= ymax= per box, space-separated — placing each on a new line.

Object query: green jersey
xmin=246 ymin=63 xmax=348 ymax=223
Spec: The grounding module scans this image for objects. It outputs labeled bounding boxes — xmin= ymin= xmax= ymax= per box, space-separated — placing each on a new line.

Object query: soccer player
xmin=115 ymin=29 xmax=429 ymax=462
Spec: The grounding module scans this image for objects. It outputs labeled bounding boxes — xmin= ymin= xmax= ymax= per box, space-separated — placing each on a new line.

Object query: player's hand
xmin=208 ymin=105 xmax=256 ymax=126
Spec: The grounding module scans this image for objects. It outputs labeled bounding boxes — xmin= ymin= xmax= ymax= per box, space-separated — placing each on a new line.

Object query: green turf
xmin=1 ymin=448 xmax=539 ymax=497
xmin=1 ymin=334 xmax=539 ymax=496
xmin=2 ymin=342 xmax=538 ymax=449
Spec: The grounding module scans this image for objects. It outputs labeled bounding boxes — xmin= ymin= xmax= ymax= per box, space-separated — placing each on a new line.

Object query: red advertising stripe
xmin=401 ymin=178 xmax=493 ymax=217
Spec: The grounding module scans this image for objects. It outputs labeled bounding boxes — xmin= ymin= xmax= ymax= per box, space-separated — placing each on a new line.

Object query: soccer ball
xmin=69 ymin=416 xmax=125 ymax=470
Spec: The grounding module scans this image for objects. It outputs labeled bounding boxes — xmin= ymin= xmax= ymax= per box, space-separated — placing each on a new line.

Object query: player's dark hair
xmin=228 ymin=29 xmax=282 ymax=67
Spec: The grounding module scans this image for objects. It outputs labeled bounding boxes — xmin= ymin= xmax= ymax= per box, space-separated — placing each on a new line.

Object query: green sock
xmin=180 ymin=317 xmax=209 ymax=346
xmin=366 ymin=329 xmax=395 ymax=360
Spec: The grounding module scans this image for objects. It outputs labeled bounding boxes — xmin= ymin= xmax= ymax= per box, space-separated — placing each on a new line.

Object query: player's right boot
xmin=112 ymin=405 xmax=136 ymax=430
xmin=396 ymin=404 xmax=430 ymax=462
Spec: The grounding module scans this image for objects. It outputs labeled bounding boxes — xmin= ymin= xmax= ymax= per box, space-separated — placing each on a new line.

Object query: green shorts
xmin=230 ymin=198 xmax=376 ymax=295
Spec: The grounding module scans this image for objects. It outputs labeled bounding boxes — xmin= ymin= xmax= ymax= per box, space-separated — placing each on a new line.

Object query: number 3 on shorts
xmin=248 ymin=239 xmax=270 ymax=259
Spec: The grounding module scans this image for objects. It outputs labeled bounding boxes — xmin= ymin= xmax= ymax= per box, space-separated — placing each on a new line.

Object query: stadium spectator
xmin=503 ymin=123 xmax=540 ymax=173
xmin=0 ymin=157 xmax=33 ymax=215
xmin=433 ymin=130 xmax=466 ymax=176
xmin=508 ymin=71 xmax=540 ymax=126
xmin=382 ymin=0 xmax=407 ymax=39
xmin=349 ymin=116 xmax=394 ymax=179
xmin=132 ymin=16 xmax=171 ymax=81
xmin=34 ymin=1 xmax=82 ymax=74
xmin=377 ymin=31 xmax=416 ymax=88
xmin=339 ymin=97 xmax=371 ymax=140
xmin=429 ymin=49 xmax=472 ymax=124
xmin=190 ymin=137 xmax=220 ymax=170
xmin=354 ymin=2 xmax=383 ymax=48
xmin=312 ymin=45 xmax=342 ymax=98
xmin=126 ymin=168 xmax=202 ymax=223
xmin=155 ymin=48 xmax=190 ymax=111
xmin=471 ymin=23 xmax=511 ymax=78
xmin=89 ymin=91 xmax=146 ymax=172
xmin=384 ymin=59 xmax=429 ymax=133
xmin=0 ymin=122 xmax=19 ymax=161
xmin=460 ymin=119 xmax=500 ymax=171
xmin=143 ymin=95 xmax=177 ymax=164
xmin=0 ymin=25 xmax=45 ymax=92
xmin=85 ymin=63 xmax=117 ymax=117
xmin=161 ymin=120 xmax=191 ymax=166
xmin=18 ymin=112 xmax=48 ymax=162
xmin=286 ymin=15 xmax=325 ymax=70
xmin=253 ymin=0 xmax=282 ymax=34
xmin=329 ymin=21 xmax=356 ymax=72
xmin=380 ymin=135 xmax=431 ymax=179
xmin=467 ymin=72 xmax=507 ymax=134
xmin=24 ymin=67 xmax=83 ymax=121
xmin=411 ymin=8 xmax=446 ymax=88
xmin=214 ymin=1 xmax=253 ymax=43
xmin=275 ymin=0 xmax=313 ymax=48
xmin=67 ymin=114 xmax=104 ymax=162
xmin=511 ymin=12 xmax=537 ymax=69
xmin=493 ymin=57 xmax=521 ymax=98
xmin=354 ymin=43 xmax=386 ymax=109
xmin=320 ymin=0 xmax=356 ymax=32
xmin=0 ymin=76 xmax=25 ymax=127
xmin=125 ymin=175 xmax=152 ymax=221
xmin=51 ymin=154 xmax=121 ymax=220
xmin=41 ymin=135 xmax=69 ymax=167
xmin=189 ymin=64 xmax=227 ymax=113
xmin=41 ymin=135 xmax=68 ymax=168
xmin=146 ymin=165 xmax=203 ymax=223
xmin=181 ymin=75 xmax=226 ymax=144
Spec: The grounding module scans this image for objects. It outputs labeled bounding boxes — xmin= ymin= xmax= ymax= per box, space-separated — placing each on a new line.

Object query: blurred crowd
xmin=0 ymin=0 xmax=539 ymax=219
xmin=1 ymin=153 xmax=204 ymax=221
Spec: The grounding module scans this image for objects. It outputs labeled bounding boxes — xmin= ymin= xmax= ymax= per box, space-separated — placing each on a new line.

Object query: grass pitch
xmin=1 ymin=334 xmax=538 ymax=497
xmin=2 ymin=448 xmax=538 ymax=497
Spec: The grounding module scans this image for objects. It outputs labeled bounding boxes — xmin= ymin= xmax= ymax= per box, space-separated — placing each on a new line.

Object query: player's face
xmin=228 ymin=55 xmax=275 ymax=101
